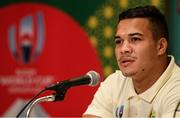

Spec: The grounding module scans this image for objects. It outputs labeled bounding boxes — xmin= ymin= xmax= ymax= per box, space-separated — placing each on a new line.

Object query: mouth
xmin=119 ymin=57 xmax=135 ymax=67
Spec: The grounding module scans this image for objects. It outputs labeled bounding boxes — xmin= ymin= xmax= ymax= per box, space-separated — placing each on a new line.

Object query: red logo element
xmin=8 ymin=12 xmax=45 ymax=64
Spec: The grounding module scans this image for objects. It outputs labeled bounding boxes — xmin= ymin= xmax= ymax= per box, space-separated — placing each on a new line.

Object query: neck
xmin=133 ymin=56 xmax=169 ymax=94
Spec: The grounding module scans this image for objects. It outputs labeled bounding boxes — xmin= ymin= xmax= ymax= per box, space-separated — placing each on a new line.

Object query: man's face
xmin=115 ymin=18 xmax=160 ymax=79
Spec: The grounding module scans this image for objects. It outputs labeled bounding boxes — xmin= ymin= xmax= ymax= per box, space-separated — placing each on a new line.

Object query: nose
xmin=120 ymin=40 xmax=133 ymax=54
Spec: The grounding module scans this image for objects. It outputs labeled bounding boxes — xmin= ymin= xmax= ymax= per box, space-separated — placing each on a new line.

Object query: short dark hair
xmin=118 ymin=5 xmax=169 ymax=42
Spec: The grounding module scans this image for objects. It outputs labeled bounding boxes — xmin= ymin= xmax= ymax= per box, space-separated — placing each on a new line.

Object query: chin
xmin=122 ymin=71 xmax=136 ymax=77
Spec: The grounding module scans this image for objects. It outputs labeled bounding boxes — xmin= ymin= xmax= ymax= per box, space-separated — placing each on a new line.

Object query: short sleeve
xmin=83 ymin=74 xmax=116 ymax=117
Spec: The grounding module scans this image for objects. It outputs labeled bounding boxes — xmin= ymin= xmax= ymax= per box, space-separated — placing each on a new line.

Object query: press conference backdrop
xmin=168 ymin=0 xmax=180 ymax=65
xmin=0 ymin=0 xmax=179 ymax=117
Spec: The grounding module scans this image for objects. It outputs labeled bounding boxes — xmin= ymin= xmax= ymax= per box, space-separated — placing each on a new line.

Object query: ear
xmin=157 ymin=37 xmax=168 ymax=55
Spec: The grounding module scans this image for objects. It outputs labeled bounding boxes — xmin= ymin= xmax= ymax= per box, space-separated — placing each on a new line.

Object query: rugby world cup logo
xmin=7 ymin=12 xmax=45 ymax=64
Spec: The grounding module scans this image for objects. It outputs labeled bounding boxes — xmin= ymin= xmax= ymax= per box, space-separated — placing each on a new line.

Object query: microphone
xmin=45 ymin=71 xmax=100 ymax=91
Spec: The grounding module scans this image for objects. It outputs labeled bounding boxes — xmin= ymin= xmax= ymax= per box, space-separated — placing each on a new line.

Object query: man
xmin=83 ymin=5 xmax=180 ymax=117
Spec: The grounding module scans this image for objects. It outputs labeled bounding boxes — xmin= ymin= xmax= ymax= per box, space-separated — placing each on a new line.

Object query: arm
xmin=83 ymin=74 xmax=115 ymax=117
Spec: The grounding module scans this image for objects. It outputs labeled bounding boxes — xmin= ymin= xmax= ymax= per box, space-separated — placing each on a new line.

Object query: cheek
xmin=136 ymin=43 xmax=156 ymax=56
xmin=136 ymin=46 xmax=157 ymax=67
xmin=135 ymin=45 xmax=153 ymax=63
xmin=115 ymin=47 xmax=119 ymax=58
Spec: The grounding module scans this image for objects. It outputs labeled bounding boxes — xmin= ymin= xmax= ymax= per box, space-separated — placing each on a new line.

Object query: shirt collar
xmin=127 ymin=55 xmax=176 ymax=103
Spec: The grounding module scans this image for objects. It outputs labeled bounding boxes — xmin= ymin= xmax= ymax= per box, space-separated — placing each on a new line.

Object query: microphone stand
xmin=25 ymin=95 xmax=55 ymax=118
xmin=25 ymin=86 xmax=69 ymax=118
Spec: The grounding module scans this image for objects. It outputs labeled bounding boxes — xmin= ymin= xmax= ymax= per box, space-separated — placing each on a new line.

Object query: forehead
xmin=116 ymin=18 xmax=151 ymax=36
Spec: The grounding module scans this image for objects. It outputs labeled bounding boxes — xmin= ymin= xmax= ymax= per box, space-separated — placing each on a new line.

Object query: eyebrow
xmin=129 ymin=32 xmax=143 ymax=36
xmin=114 ymin=36 xmax=120 ymax=39
xmin=114 ymin=32 xmax=143 ymax=39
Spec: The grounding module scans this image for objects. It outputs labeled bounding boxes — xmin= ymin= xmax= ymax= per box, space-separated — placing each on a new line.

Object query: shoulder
xmin=99 ymin=70 xmax=128 ymax=91
xmin=165 ymin=63 xmax=180 ymax=89
xmin=104 ymin=70 xmax=126 ymax=82
xmin=174 ymin=64 xmax=180 ymax=78
xmin=158 ymin=63 xmax=180 ymax=114
xmin=161 ymin=57 xmax=180 ymax=94
xmin=160 ymin=63 xmax=180 ymax=98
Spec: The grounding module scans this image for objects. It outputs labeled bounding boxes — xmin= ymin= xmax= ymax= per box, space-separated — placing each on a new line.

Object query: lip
xmin=118 ymin=56 xmax=136 ymax=67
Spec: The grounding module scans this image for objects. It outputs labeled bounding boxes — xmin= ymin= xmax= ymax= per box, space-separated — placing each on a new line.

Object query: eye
xmin=115 ymin=38 xmax=123 ymax=44
xmin=131 ymin=37 xmax=141 ymax=42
